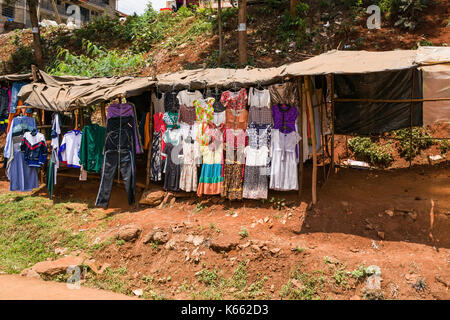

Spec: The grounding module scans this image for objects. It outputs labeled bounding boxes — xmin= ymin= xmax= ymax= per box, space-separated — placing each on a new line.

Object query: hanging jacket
xmin=21 ymin=129 xmax=48 ymax=167
xmin=79 ymin=124 xmax=106 ymax=173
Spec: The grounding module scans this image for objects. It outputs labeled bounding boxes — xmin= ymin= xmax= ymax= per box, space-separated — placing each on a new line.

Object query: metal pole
xmin=409 ymin=68 xmax=416 ymax=168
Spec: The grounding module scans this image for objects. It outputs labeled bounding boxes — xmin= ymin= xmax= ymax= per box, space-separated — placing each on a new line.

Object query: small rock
xmin=164 ymin=239 xmax=177 ymax=250
xmin=270 ymin=248 xmax=281 ymax=255
xmin=210 ymin=232 xmax=240 ymax=252
xmin=171 ymin=224 xmax=184 ymax=233
xmin=371 ymin=240 xmax=379 ymax=250
xmin=139 ymin=188 xmax=165 ymax=206
xmin=377 ymin=231 xmax=385 ymax=240
xmin=264 ymin=217 xmax=269 ymax=223
xmin=270 ymin=284 xmax=275 ymax=292
xmin=193 ymin=235 xmax=204 ymax=247
xmin=54 ymin=247 xmax=68 ymax=255
xmin=341 ymin=201 xmax=349 ymax=207
xmin=250 ymin=244 xmax=261 ymax=253
xmin=385 ymin=210 xmax=394 ymax=217
xmin=143 ymin=228 xmax=169 ymax=244
xmin=30 ymin=255 xmax=85 ymax=277
xmin=117 ymin=224 xmax=142 ymax=242
xmin=133 ymin=289 xmax=143 ymax=297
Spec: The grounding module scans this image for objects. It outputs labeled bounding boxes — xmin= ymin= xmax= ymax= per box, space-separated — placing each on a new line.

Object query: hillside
xmin=0 ymin=0 xmax=449 ymax=76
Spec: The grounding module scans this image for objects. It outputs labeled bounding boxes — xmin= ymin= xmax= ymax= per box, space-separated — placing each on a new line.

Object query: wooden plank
xmin=304 ymin=76 xmax=317 ymax=205
xmin=297 ymin=77 xmax=304 ymax=199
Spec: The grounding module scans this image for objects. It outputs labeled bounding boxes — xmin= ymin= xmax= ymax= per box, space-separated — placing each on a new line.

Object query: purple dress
xmin=271 ymin=104 xmax=298 ymax=133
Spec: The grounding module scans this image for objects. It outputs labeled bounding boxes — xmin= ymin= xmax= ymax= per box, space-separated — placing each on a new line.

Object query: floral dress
xmin=220 ymin=89 xmax=248 ymax=110
xmin=194 ymin=97 xmax=215 ymax=123
xmin=150 ymin=113 xmax=167 ymax=182
xmin=197 ymin=126 xmax=224 ymax=196
xmin=221 ymin=128 xmax=247 ymax=200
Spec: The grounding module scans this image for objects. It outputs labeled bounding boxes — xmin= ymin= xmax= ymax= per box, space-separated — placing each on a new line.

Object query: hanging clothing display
xmin=79 ymin=124 xmax=106 ymax=173
xmin=59 ymin=130 xmax=82 ymax=168
xmin=334 ymin=69 xmax=423 ymax=134
xmin=248 ymin=87 xmax=271 ymax=108
xmin=243 ymin=123 xmax=271 ymax=199
xmin=4 ymin=115 xmax=39 ymax=192
xmin=225 ymin=108 xmax=248 ymax=130
xmin=272 ymin=104 xmax=298 ymax=133
xmin=96 ymin=115 xmax=137 ymax=208
xmin=221 ymin=89 xmax=248 ymax=110
xmin=162 ymin=129 xmax=182 ymax=192
xmin=152 ymin=91 xmax=166 ymax=114
xmin=269 ymin=82 xmax=299 ymax=106
xmin=197 ymin=125 xmax=223 ymax=196
xmin=206 ymin=90 xmax=225 ymax=112
xmin=179 ymin=138 xmax=201 ymax=192
xmin=194 ymin=97 xmax=215 ymax=123
xmin=150 ymin=113 xmax=167 ymax=182
xmin=163 ymin=110 xmax=179 ymax=129
xmin=270 ymin=130 xmax=301 ymax=191
xmin=221 ymin=128 xmax=247 ymax=200
xmin=47 ymin=113 xmax=61 ymax=199
xmin=177 ymin=90 xmax=203 ymax=108
xmin=107 ymin=103 xmax=143 ymax=154
xmin=164 ymin=91 xmax=180 ymax=112
xmin=21 ymin=129 xmax=48 ymax=167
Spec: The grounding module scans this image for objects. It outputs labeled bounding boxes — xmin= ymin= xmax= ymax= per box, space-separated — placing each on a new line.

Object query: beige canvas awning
xmin=17 ymin=70 xmax=155 ymax=112
xmin=0 ymin=73 xmax=33 ymax=82
xmin=11 ymin=48 xmax=450 ymax=111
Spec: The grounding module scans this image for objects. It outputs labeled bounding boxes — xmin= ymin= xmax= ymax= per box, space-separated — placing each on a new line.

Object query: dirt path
xmin=0 ymin=275 xmax=137 ymax=300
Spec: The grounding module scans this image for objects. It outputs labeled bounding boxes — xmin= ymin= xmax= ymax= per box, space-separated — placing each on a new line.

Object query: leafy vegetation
xmin=348 ymin=136 xmax=394 ymax=167
xmin=394 ymin=127 xmax=434 ymax=160
xmin=0 ymin=194 xmax=91 ymax=274
xmin=279 ymin=263 xmax=325 ymax=300
xmin=48 ymin=39 xmax=146 ymax=77
xmin=439 ymin=140 xmax=449 ymax=155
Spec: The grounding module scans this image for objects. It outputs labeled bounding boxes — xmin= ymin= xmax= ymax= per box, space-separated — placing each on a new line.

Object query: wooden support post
xmin=304 ymin=76 xmax=317 ymax=205
xmin=318 ymin=87 xmax=326 ymax=183
xmin=330 ymin=74 xmax=335 ymax=176
xmin=100 ymin=102 xmax=107 ymax=127
xmin=238 ymin=0 xmax=247 ymax=67
xmin=409 ymin=68 xmax=416 ymax=168
xmin=218 ymin=0 xmax=223 ymax=66
xmin=290 ymin=0 xmax=299 ymax=16
xmin=297 ymin=77 xmax=304 ymax=199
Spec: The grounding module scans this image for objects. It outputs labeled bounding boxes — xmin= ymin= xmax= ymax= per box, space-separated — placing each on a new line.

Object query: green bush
xmin=348 ymin=136 xmax=394 ymax=167
xmin=48 ymin=40 xmax=146 ymax=77
xmin=394 ymin=127 xmax=434 ymax=160
xmin=392 ymin=0 xmax=429 ymax=30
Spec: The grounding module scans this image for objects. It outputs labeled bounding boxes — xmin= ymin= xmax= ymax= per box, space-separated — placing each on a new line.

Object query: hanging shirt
xmin=59 ymin=130 xmax=82 ymax=168
xmin=21 ymin=130 xmax=48 ymax=167
xmin=79 ymin=124 xmax=106 ymax=173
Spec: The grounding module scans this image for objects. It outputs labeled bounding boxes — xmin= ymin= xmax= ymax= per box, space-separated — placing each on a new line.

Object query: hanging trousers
xmin=95 ymin=116 xmax=136 ymax=208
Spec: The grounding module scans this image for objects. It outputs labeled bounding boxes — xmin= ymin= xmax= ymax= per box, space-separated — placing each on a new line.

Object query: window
xmin=2 ymin=6 xmax=15 ymax=19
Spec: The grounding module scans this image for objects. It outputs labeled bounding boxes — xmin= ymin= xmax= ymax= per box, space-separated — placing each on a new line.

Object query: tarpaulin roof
xmin=0 ymin=73 xmax=32 ymax=82
xmin=17 ymin=70 xmax=155 ymax=112
xmin=13 ymin=47 xmax=450 ymax=111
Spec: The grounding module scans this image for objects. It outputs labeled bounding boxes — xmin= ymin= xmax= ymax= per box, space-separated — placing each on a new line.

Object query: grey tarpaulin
xmin=334 ymin=68 xmax=423 ymax=134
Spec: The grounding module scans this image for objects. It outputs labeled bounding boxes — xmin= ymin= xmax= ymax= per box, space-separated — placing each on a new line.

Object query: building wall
xmin=0 ymin=0 xmax=117 ymax=33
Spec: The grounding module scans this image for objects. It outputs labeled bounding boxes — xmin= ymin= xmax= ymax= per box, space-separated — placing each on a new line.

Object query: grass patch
xmin=279 ymin=263 xmax=325 ymax=300
xmin=0 ymin=194 xmax=91 ymax=274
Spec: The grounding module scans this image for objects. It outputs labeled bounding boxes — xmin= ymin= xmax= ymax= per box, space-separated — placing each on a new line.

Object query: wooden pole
xmin=237 ymin=0 xmax=247 ymax=67
xmin=290 ymin=0 xmax=299 ymax=16
xmin=330 ymin=74 xmax=335 ymax=176
xmin=297 ymin=77 xmax=304 ymax=199
xmin=218 ymin=0 xmax=223 ymax=66
xmin=100 ymin=102 xmax=107 ymax=126
xmin=409 ymin=68 xmax=416 ymax=168
xmin=27 ymin=0 xmax=45 ymax=69
xmin=304 ymin=76 xmax=317 ymax=205
xmin=318 ymin=87 xmax=326 ymax=183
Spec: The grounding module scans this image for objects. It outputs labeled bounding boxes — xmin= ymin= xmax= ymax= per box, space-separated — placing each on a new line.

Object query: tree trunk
xmin=237 ymin=0 xmax=247 ymax=67
xmin=218 ymin=0 xmax=223 ymax=66
xmin=27 ymin=0 xmax=44 ymax=69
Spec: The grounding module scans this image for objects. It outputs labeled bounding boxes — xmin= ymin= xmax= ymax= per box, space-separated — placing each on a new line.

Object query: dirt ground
xmin=1 ymin=159 xmax=447 ymax=300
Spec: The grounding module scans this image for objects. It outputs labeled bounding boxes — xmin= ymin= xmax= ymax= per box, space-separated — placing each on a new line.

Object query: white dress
xmin=269 ymin=129 xmax=301 ymax=191
xmin=179 ymin=139 xmax=201 ymax=192
xmin=177 ymin=90 xmax=203 ymax=107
